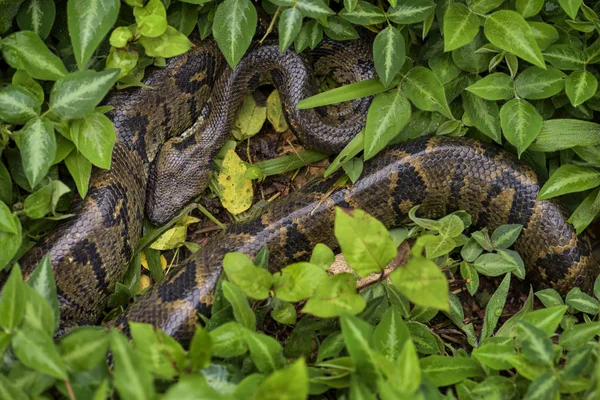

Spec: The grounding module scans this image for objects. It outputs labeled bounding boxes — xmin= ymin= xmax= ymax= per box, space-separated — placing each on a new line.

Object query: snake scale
xmin=14 ymin=35 xmax=600 ymax=343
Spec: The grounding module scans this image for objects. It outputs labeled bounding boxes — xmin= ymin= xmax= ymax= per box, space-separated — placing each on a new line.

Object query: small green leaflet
xmin=364 ymin=90 xmax=411 ymax=160
xmin=537 ymin=164 xmax=600 ymax=200
xmin=373 ymin=26 xmax=405 ymax=88
xmin=278 ymin=8 xmax=302 ymax=53
xmin=20 ymin=117 xmax=56 ymax=189
xmin=500 ymin=98 xmax=542 ymax=156
xmin=212 ymin=0 xmax=257 ymax=68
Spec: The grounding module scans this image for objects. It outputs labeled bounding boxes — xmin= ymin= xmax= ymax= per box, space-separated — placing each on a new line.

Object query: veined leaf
xmin=420 ymin=356 xmax=484 ymax=387
xmin=68 ymin=0 xmax=119 ymax=69
xmin=500 ymin=98 xmax=542 ymax=156
xmin=278 ymin=8 xmax=302 ymax=53
xmin=0 ymin=84 xmax=41 ymax=124
xmin=543 ymin=44 xmax=585 ymax=70
xmin=565 ymin=70 xmax=598 ymax=107
xmin=530 ymin=120 xmax=600 ymax=151
xmin=537 ymin=164 xmax=600 ymax=200
xmin=528 ymin=22 xmax=559 ymax=51
xmin=516 ymin=0 xmax=544 ymax=18
xmin=466 ymin=73 xmax=514 ymax=100
xmin=111 ymin=330 xmax=155 ymax=400
xmin=515 ymin=66 xmax=566 ymax=100
xmin=373 ymin=26 xmax=405 ymax=87
xmin=364 ymin=90 xmax=410 ymax=160
xmin=16 ymin=0 xmax=56 ymax=39
xmin=65 ymin=150 xmax=92 ymax=198
xmin=462 ymin=91 xmax=501 ymax=143
xmin=133 ymin=0 xmax=166 ymax=38
xmin=444 ymin=3 xmax=479 ymax=52
xmin=339 ymin=0 xmax=386 ymax=25
xmin=559 ymin=0 xmax=582 ymax=19
xmin=20 ymin=117 xmax=56 ymax=189
xmin=387 ymin=0 xmax=435 ymax=24
xmin=569 ymin=188 xmax=600 ymax=234
xmin=70 ymin=111 xmax=116 ymax=169
xmin=296 ymin=78 xmax=385 ymax=109
xmin=1 ymin=31 xmax=67 ymax=81
xmin=13 ymin=328 xmax=68 ymax=380
xmin=212 ymin=0 xmax=257 ymax=68
xmin=401 ymin=66 xmax=453 ymax=119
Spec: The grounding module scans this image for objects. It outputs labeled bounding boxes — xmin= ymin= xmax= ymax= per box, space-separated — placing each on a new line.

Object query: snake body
xmin=15 ymin=36 xmax=600 ymax=340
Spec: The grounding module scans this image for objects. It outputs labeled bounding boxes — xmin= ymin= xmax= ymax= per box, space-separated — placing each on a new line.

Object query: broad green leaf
xmin=517 ymin=321 xmax=553 ymax=366
xmin=167 ymin=2 xmax=199 ymax=36
xmin=460 ymin=262 xmax=479 ymax=295
xmin=111 ymin=330 xmax=155 ymax=400
xmin=310 ymin=244 xmax=335 ymax=270
xmin=515 ymin=66 xmax=565 ymax=100
xmin=302 ymin=274 xmax=366 ymax=317
xmin=246 ymin=332 xmax=284 ymax=374
xmin=373 ymin=26 xmax=405 ymax=87
xmin=452 ymin=33 xmax=493 ymax=74
xmin=50 ymin=69 xmax=120 ymax=119
xmin=273 ymin=262 xmax=327 ymax=302
xmin=390 ymin=255 xmax=449 ymax=311
xmin=516 ymin=0 xmax=543 ymax=18
xmin=323 ymin=16 xmax=359 ymax=40
xmin=535 ymin=289 xmax=564 ymax=308
xmin=340 ymin=314 xmax=380 ymax=385
xmin=271 ymin=301 xmax=297 ymax=325
xmin=495 ymin=288 xmax=535 ymax=338
xmin=508 ymin=354 xmax=548 ymax=380
xmin=13 ymin=328 xmax=68 ymax=381
xmin=222 ymin=281 xmax=256 ymax=330
xmin=401 ymin=66 xmax=453 ymax=119
xmin=524 ymin=371 xmax=558 ymax=399
xmin=481 ymin=273 xmax=511 ymax=338
xmin=271 ymin=0 xmax=334 ymax=19
xmin=372 ymin=307 xmax=410 ymax=361
xmin=530 ymin=120 xmax=600 ymax=151
xmin=65 ymin=150 xmax=92 ymax=198
xmin=466 ymin=73 xmax=514 ymax=101
xmin=0 ymin=163 xmax=11 ymax=205
xmin=252 ymin=358 xmax=308 ymax=400
xmin=420 ymin=356 xmax=484 ymax=387
xmin=500 ymin=98 xmax=542 ymax=156
xmin=59 ymin=327 xmax=110 ymax=371
xmin=339 ymin=0 xmax=386 ymax=25
xmin=20 ymin=117 xmax=55 ymax=188
xmin=521 ymin=306 xmax=568 ymax=336
xmin=294 ymin=20 xmax=322 ymax=52
xmin=0 ymin=202 xmax=17 ymax=234
xmin=559 ymin=0 xmax=582 ymax=19
xmin=11 ymin=70 xmax=44 ymax=105
xmin=133 ymin=0 xmax=166 ymax=37
xmin=1 ymin=31 xmax=67 ymax=80
xmin=296 ymin=78 xmax=385 ymax=109
xmin=528 ymin=22 xmax=559 ymax=51
xmin=568 ymin=188 xmax=600 ymax=234
xmin=24 ymin=180 xmax=70 ymax=219
xmin=223 ymin=252 xmax=273 ymax=300
xmin=386 ymin=0 xmax=435 ymax=24
xmin=210 ymin=321 xmax=249 ymax=357
xmin=68 ymin=0 xmax=119 ymax=69
xmin=364 ymin=91 xmax=410 ymax=160
xmin=138 ymin=26 xmax=193 ymax=58
xmin=537 ymin=164 xmax=600 ymax=200
xmin=0 ymin=213 xmax=21 ymax=270
xmin=484 ymin=10 xmax=545 ymax=69
xmin=17 ymin=0 xmax=56 ymax=39
xmin=560 ymin=322 xmax=600 ymax=350
xmin=565 ymin=70 xmax=598 ymax=107
xmin=473 ymin=253 xmax=517 ymax=276
xmin=565 ymin=287 xmax=600 ymax=314
xmin=472 ymin=344 xmax=515 ymax=370
xmin=106 ymin=47 xmax=139 ymax=79
xmin=0 ymin=84 xmax=41 ymax=124
xmin=278 ymin=8 xmax=302 ymax=53
xmin=189 ymin=326 xmax=212 ymax=370
xmin=428 ymin=53 xmax=460 ymax=85
xmin=334 ymin=207 xmax=396 ymax=276
xmin=0 ymin=265 xmax=25 ymax=331
xmin=163 ymin=376 xmax=226 ymax=400
xmin=543 ymin=45 xmax=585 ymax=70
xmin=28 ymin=255 xmax=60 ymax=330
xmin=0 ymin=374 xmax=28 ymax=400
xmin=443 ymin=3 xmax=479 ymax=52
xmin=462 ymin=91 xmax=501 ymax=143
xmin=212 ymin=0 xmax=257 ymax=68
xmin=396 ymin=340 xmax=421 ymax=392
xmin=70 ymin=111 xmax=116 ymax=169
xmin=468 ymin=0 xmax=504 ymax=14
xmin=491 ymin=224 xmax=523 ymax=249
xmin=585 ymin=38 xmax=600 ymax=64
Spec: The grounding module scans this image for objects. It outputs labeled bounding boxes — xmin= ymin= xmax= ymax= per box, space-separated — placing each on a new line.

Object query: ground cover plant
xmin=2 ymin=0 xmax=600 ymax=398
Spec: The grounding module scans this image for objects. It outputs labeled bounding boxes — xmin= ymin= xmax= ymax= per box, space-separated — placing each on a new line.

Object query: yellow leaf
xmin=141 ymin=251 xmax=168 ymax=270
xmin=140 ymin=274 xmax=151 ymax=290
xmin=150 ymin=225 xmax=188 ymax=250
xmin=217 ymin=149 xmax=253 ymax=214
xmin=231 ymin=94 xmax=267 ymax=140
xmin=181 ymin=215 xmax=201 ymax=226
xmin=267 ymin=90 xmax=289 ymax=133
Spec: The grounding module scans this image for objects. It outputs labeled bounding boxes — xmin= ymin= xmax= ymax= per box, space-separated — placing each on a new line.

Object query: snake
xmin=13 ymin=35 xmax=600 ymax=343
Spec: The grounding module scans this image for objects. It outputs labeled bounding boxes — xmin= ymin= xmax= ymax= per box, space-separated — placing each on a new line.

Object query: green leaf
xmin=222 ymin=281 xmax=256 ymax=330
xmin=443 ymin=3 xmax=479 ymax=52
xmin=568 ymin=188 xmax=600 ymax=234
xmin=395 ymin=340 xmax=421 ymax=392
xmin=530 ymin=119 xmax=600 ymax=151
xmin=524 ymin=371 xmax=558 ymax=400
xmin=272 ymin=0 xmax=334 ymax=19
xmin=481 ymin=273 xmax=511 ymax=339
xmin=20 ymin=117 xmax=55 ymax=188
xmin=386 ymin=0 xmax=435 ymax=24
xmin=401 ymin=66 xmax=453 ymax=119
xmin=535 ymin=288 xmax=564 ymax=308
xmin=460 ymin=262 xmax=479 ymax=296
xmin=212 ymin=0 xmax=257 ymax=68
xmin=133 ymin=0 xmax=166 ymax=38
xmin=565 ymin=71 xmax=598 ymax=107
xmin=70 ymin=111 xmax=116 ymax=169
xmin=59 ymin=327 xmax=110 ymax=371
xmin=0 ymin=214 xmax=21 ymax=270
xmin=167 ymin=2 xmax=198 ymax=36
xmin=473 ymin=253 xmax=518 ymax=276
xmin=0 ymin=84 xmax=41 ymax=124
xmin=252 ymin=358 xmax=308 ymax=400
xmin=472 ymin=344 xmax=516 ymax=370
xmin=273 ymin=262 xmax=327 ymax=302
xmin=390 ymin=255 xmax=449 ymax=311
xmin=500 ymin=99 xmax=542 ymax=156
xmin=565 ymin=287 xmax=600 ymax=314
xmin=560 ymin=322 xmax=600 ymax=350
xmin=246 ymin=332 xmax=284 ymax=374
xmin=515 ymin=67 xmax=565 ymax=100
xmin=0 ymin=374 xmax=28 ymax=400
xmin=163 ymin=376 xmax=226 ymax=400
xmin=517 ymin=321 xmax=553 ymax=366
xmin=189 ymin=326 xmax=212 ymax=370
xmin=537 ymin=164 xmax=600 ymax=200
xmin=310 ymin=244 xmax=335 ymax=270
xmin=466 ymin=73 xmax=514 ymax=101
xmin=0 ymin=163 xmax=11 ymax=206
xmin=111 ymin=330 xmax=155 ymax=400
xmin=334 ymin=207 xmax=396 ymax=276
xmin=373 ymin=26 xmax=405 ymax=88
xmin=278 ymin=8 xmax=302 ymax=53
xmin=17 ymin=0 xmax=56 ymax=40
xmin=12 ymin=328 xmax=68 ymax=380
xmin=296 ymin=78 xmax=385 ymax=109
xmin=210 ymin=321 xmax=249 ymax=357
xmin=68 ymin=0 xmax=119 ymax=69
xmin=0 ymin=265 xmax=25 ymax=331
xmin=516 ymin=0 xmax=543 ymax=18
xmin=302 ymin=274 xmax=366 ymax=317
xmin=372 ymin=307 xmax=410 ymax=361
xmin=0 ymin=202 xmax=17 ymax=235
xmin=49 ymin=69 xmax=120 ymax=119
xmin=323 ymin=16 xmax=359 ymax=40
xmin=462 ymin=91 xmax=501 ymax=143
xmin=138 ymin=26 xmax=193 ymax=58
xmin=521 ymin=306 xmax=568 ymax=336
xmin=28 ymin=255 xmax=59 ymax=330
xmin=420 ymin=356 xmax=484 ymax=387
xmin=491 ymin=224 xmax=523 ymax=249
xmin=295 ymin=20 xmax=322 ymax=52
xmin=339 ymin=0 xmax=386 ymax=24
xmin=65 ymin=150 xmax=92 ymax=198
xmin=364 ymin=91 xmax=411 ymax=160
xmin=271 ymin=300 xmax=297 ymax=324
xmin=483 ymin=10 xmax=545 ymax=69
xmin=1 ymin=31 xmax=67 ymax=81
xmin=223 ymin=252 xmax=273 ymax=300
xmin=559 ymin=0 xmax=582 ymax=19
xmin=340 ymin=314 xmax=380 ymax=385
xmin=543 ymin=45 xmax=585 ymax=70
xmin=528 ymin=22 xmax=559 ymax=51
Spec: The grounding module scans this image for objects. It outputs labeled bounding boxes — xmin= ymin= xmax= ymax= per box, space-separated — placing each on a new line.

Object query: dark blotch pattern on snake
xmin=13 ymin=37 xmax=600 ymax=342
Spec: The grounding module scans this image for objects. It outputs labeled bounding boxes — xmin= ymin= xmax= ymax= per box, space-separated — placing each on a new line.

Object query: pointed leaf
xmin=500 ymin=98 xmax=542 ymax=156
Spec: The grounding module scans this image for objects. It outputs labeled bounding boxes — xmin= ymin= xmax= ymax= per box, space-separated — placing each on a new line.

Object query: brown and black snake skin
xmin=14 ymin=36 xmax=600 ymax=343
